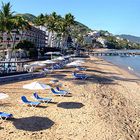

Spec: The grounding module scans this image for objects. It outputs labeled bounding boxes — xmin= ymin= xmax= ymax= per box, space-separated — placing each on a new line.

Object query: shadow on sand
xmin=0 ymin=103 xmax=12 ymax=107
xmin=13 ymin=116 xmax=54 ymax=131
xmin=57 ymin=102 xmax=84 ymax=109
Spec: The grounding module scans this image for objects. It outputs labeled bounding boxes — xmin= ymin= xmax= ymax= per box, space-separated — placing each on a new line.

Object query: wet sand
xmin=0 ymin=56 xmax=140 ymax=140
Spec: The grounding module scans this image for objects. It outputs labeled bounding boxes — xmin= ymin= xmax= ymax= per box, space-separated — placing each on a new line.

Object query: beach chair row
xmin=0 ymin=87 xmax=70 ymax=120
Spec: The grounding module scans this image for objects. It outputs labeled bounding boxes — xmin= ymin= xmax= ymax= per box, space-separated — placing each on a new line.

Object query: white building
xmin=97 ymin=37 xmax=107 ymax=47
xmin=88 ymin=30 xmax=100 ymax=38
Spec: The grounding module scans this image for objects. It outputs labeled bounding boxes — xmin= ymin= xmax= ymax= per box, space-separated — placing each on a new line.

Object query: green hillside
xmin=16 ymin=13 xmax=36 ymax=22
xmin=17 ymin=13 xmax=91 ymax=33
xmin=118 ymin=34 xmax=140 ymax=44
xmin=75 ymin=21 xmax=92 ymax=32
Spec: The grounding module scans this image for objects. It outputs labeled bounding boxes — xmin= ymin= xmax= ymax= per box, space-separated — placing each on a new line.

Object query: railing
xmin=0 ymin=72 xmax=45 ymax=84
xmin=0 ymin=60 xmax=30 ymax=74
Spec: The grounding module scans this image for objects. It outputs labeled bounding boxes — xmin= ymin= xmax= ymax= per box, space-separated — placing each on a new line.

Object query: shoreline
xmin=0 ymin=56 xmax=140 ymax=140
xmin=97 ymin=55 xmax=140 ymax=79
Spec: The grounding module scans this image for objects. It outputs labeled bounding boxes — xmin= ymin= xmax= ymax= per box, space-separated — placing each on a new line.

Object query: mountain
xmin=75 ymin=21 xmax=91 ymax=32
xmin=16 ymin=13 xmax=36 ymax=22
xmin=118 ymin=34 xmax=140 ymax=44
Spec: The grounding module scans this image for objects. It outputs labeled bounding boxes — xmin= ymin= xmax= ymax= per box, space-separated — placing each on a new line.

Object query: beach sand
xmin=0 ymin=56 xmax=140 ymax=140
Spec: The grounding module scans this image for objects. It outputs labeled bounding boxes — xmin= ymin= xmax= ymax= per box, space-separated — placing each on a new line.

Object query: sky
xmin=1 ymin=0 xmax=140 ymax=36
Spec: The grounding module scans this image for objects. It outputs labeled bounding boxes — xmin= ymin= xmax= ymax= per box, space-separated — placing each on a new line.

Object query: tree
xmin=11 ymin=15 xmax=30 ymax=59
xmin=33 ymin=13 xmax=45 ymax=26
xmin=45 ymin=12 xmax=60 ymax=47
xmin=16 ymin=40 xmax=37 ymax=59
xmin=0 ymin=2 xmax=15 ymax=53
xmin=56 ymin=13 xmax=75 ymax=54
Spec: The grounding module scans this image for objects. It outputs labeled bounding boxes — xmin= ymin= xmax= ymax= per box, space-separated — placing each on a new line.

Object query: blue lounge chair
xmin=43 ymin=68 xmax=52 ymax=73
xmin=33 ymin=93 xmax=52 ymax=103
xmin=21 ymin=96 xmax=41 ymax=107
xmin=51 ymin=88 xmax=68 ymax=96
xmin=56 ymin=87 xmax=69 ymax=94
xmin=72 ymin=72 xmax=88 ymax=80
xmin=0 ymin=112 xmax=13 ymax=120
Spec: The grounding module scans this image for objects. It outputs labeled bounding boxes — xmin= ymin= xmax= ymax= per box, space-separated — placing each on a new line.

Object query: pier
xmin=90 ymin=51 xmax=140 ymax=56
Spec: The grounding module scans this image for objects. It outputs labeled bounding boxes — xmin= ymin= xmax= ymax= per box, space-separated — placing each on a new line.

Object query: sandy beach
xmin=0 ymin=56 xmax=140 ymax=140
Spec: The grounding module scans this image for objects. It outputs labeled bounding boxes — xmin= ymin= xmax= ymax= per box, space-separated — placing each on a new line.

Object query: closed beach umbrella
xmin=23 ymin=81 xmax=51 ymax=90
xmin=0 ymin=93 xmax=9 ymax=99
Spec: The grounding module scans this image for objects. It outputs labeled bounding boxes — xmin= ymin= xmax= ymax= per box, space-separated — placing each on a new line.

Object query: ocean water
xmin=100 ymin=54 xmax=140 ymax=77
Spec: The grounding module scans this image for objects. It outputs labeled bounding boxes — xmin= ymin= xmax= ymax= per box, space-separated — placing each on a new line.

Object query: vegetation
xmin=118 ymin=34 xmax=140 ymax=44
xmin=99 ymin=31 xmax=140 ymax=49
xmin=0 ymin=2 xmax=30 ymax=60
xmin=21 ymin=13 xmax=91 ymax=52
xmin=16 ymin=40 xmax=37 ymax=59
xmin=33 ymin=12 xmax=80 ymax=53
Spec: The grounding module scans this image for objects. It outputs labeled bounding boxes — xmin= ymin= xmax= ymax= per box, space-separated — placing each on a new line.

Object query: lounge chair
xmin=72 ymin=72 xmax=88 ymax=80
xmin=0 ymin=112 xmax=13 ymax=120
xmin=21 ymin=96 xmax=41 ymax=107
xmin=33 ymin=93 xmax=52 ymax=103
xmin=56 ymin=87 xmax=69 ymax=94
xmin=43 ymin=68 xmax=52 ymax=73
xmin=51 ymin=88 xmax=68 ymax=96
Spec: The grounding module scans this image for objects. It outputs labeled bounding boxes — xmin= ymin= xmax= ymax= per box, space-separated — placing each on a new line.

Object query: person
xmin=7 ymin=64 xmax=11 ymax=73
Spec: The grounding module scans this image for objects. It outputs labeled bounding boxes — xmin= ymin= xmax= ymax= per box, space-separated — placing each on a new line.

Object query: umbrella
xmin=54 ymin=56 xmax=65 ymax=61
xmin=24 ymin=62 xmax=46 ymax=72
xmin=30 ymin=62 xmax=46 ymax=67
xmin=41 ymin=60 xmax=56 ymax=64
xmin=66 ymin=61 xmax=82 ymax=67
xmin=74 ymin=60 xmax=85 ymax=63
xmin=0 ymin=93 xmax=9 ymax=99
xmin=23 ymin=81 xmax=51 ymax=90
xmin=45 ymin=52 xmax=61 ymax=55
xmin=45 ymin=52 xmax=61 ymax=59
xmin=64 ymin=55 xmax=71 ymax=59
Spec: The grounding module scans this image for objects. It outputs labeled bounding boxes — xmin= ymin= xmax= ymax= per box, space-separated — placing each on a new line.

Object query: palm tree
xmin=58 ymin=13 xmax=75 ymax=54
xmin=0 ymin=2 xmax=14 ymax=31
xmin=45 ymin=12 xmax=60 ymax=48
xmin=33 ymin=13 xmax=45 ymax=26
xmin=11 ymin=15 xmax=30 ymax=59
xmin=0 ymin=2 xmax=15 ymax=59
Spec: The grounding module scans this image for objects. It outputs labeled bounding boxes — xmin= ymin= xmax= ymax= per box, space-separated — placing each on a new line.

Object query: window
xmin=0 ymin=37 xmax=3 ymax=41
xmin=7 ymin=44 xmax=11 ymax=47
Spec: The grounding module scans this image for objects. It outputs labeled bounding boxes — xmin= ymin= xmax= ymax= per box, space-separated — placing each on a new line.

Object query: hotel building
xmin=0 ymin=25 xmax=46 ymax=59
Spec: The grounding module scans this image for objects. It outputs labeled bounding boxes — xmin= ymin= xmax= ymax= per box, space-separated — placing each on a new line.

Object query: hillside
xmin=75 ymin=21 xmax=92 ymax=32
xmin=17 ymin=13 xmax=91 ymax=33
xmin=118 ymin=34 xmax=140 ymax=44
xmin=16 ymin=13 xmax=36 ymax=22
